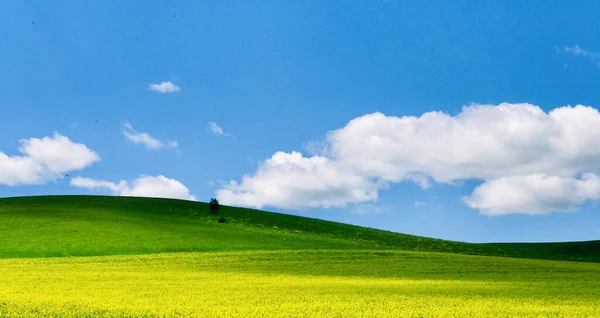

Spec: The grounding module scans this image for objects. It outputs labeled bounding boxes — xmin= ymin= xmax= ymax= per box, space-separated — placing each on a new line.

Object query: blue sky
xmin=2 ymin=1 xmax=600 ymax=243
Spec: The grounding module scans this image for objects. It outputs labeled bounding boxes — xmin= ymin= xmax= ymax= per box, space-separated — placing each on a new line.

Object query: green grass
xmin=0 ymin=250 xmax=599 ymax=317
xmin=0 ymin=195 xmax=599 ymax=262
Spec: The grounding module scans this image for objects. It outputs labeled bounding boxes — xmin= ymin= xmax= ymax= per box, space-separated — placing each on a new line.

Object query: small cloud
xmin=563 ymin=45 xmax=600 ymax=67
xmin=208 ymin=122 xmax=224 ymax=135
xmin=123 ymin=124 xmax=163 ymax=149
xmin=148 ymin=81 xmax=180 ymax=93
xmin=414 ymin=201 xmax=427 ymax=208
xmin=207 ymin=121 xmax=234 ymax=138
xmin=167 ymin=141 xmax=179 ymax=148
xmin=564 ymin=45 xmax=588 ymax=56
xmin=351 ymin=203 xmax=393 ymax=215
xmin=123 ymin=122 xmax=178 ymax=150
xmin=414 ymin=197 xmax=441 ymax=210
xmin=70 ymin=175 xmax=196 ymax=201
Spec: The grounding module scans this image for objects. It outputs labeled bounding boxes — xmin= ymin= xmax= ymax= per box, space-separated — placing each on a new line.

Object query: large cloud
xmin=70 ymin=175 xmax=196 ymax=201
xmin=0 ymin=133 xmax=99 ymax=186
xmin=217 ymin=103 xmax=600 ymax=215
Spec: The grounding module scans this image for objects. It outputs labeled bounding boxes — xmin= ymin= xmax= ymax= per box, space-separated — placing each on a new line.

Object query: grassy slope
xmin=0 ymin=195 xmax=599 ymax=262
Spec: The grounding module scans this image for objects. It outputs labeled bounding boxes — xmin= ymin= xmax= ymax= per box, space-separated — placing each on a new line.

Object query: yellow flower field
xmin=0 ymin=250 xmax=598 ymax=317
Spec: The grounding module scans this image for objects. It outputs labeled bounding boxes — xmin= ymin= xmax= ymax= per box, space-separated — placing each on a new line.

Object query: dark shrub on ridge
xmin=209 ymin=198 xmax=220 ymax=214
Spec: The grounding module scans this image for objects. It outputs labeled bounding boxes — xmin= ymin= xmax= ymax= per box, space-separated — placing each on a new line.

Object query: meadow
xmin=1 ymin=196 xmax=598 ymax=262
xmin=0 ymin=196 xmax=599 ymax=317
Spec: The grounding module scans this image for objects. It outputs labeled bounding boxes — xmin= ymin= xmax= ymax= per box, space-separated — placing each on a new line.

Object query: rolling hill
xmin=1 ymin=195 xmax=600 ymax=316
xmin=0 ymin=195 xmax=598 ymax=262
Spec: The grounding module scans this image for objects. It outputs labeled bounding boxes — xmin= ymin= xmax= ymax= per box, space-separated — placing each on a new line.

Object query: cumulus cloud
xmin=208 ymin=121 xmax=234 ymax=138
xmin=70 ymin=175 xmax=196 ymax=201
xmin=0 ymin=133 xmax=99 ymax=186
xmin=148 ymin=81 xmax=180 ymax=93
xmin=123 ymin=122 xmax=178 ymax=150
xmin=564 ymin=45 xmax=600 ymax=67
xmin=217 ymin=151 xmax=379 ymax=209
xmin=464 ymin=173 xmax=600 ymax=216
xmin=217 ymin=103 xmax=600 ymax=215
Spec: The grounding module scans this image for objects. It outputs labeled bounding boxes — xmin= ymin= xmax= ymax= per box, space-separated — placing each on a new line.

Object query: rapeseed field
xmin=0 ymin=250 xmax=598 ymax=317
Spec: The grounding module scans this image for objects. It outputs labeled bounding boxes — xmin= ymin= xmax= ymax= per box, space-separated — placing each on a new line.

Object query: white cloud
xmin=414 ymin=201 xmax=427 ymax=208
xmin=70 ymin=175 xmax=196 ymax=201
xmin=208 ymin=121 xmax=234 ymax=138
xmin=208 ymin=122 xmax=224 ymax=135
xmin=564 ymin=45 xmax=589 ymax=56
xmin=351 ymin=203 xmax=393 ymax=215
xmin=167 ymin=141 xmax=179 ymax=148
xmin=464 ymin=173 xmax=600 ymax=216
xmin=0 ymin=133 xmax=99 ymax=186
xmin=564 ymin=45 xmax=600 ymax=67
xmin=414 ymin=196 xmax=441 ymax=210
xmin=123 ymin=122 xmax=178 ymax=150
xmin=70 ymin=177 xmax=125 ymax=193
xmin=216 ymin=151 xmax=379 ymax=209
xmin=148 ymin=81 xmax=180 ymax=93
xmin=217 ymin=103 xmax=600 ymax=215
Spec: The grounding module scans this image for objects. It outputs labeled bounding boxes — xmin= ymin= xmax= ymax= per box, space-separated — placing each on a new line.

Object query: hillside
xmin=0 ymin=195 xmax=598 ymax=262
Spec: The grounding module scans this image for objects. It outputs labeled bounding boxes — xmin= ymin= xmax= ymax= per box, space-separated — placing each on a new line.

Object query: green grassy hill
xmin=0 ymin=195 xmax=598 ymax=262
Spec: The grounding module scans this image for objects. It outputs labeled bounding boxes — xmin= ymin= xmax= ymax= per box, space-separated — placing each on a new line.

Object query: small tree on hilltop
xmin=209 ymin=198 xmax=220 ymax=213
